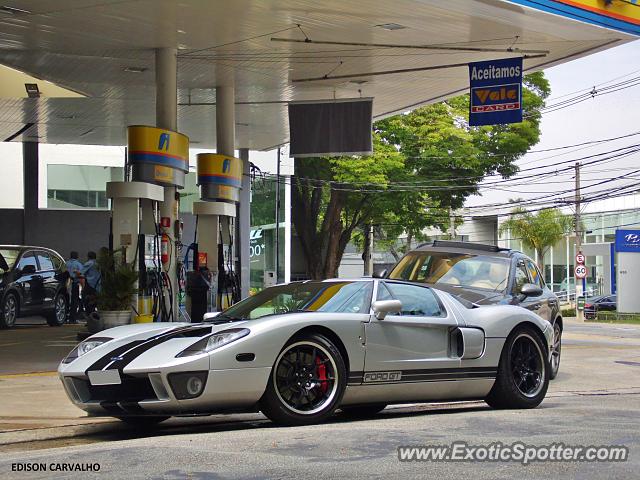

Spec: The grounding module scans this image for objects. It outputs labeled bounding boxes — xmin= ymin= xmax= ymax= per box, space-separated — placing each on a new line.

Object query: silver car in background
xmin=59 ymin=279 xmax=553 ymax=427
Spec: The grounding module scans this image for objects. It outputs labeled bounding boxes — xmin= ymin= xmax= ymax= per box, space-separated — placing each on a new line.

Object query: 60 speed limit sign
xmin=574 ymin=264 xmax=588 ymax=279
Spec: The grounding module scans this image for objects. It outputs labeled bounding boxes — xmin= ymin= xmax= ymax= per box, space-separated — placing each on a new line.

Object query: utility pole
xmin=364 ymin=222 xmax=374 ymax=276
xmin=449 ymin=207 xmax=456 ymax=239
xmin=575 ymin=162 xmax=584 ymax=322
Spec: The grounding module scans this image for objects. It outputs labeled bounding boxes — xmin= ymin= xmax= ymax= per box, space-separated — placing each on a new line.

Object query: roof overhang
xmin=0 ymin=0 xmax=635 ymax=149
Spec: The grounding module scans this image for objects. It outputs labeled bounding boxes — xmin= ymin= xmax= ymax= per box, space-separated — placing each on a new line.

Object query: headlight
xmin=62 ymin=337 xmax=112 ymax=364
xmin=176 ymin=328 xmax=250 ymax=357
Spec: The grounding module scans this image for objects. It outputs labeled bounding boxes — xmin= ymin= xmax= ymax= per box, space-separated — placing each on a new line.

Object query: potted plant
xmin=87 ymin=249 xmax=138 ymax=332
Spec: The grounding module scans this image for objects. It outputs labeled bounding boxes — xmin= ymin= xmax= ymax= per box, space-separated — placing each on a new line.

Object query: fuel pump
xmin=187 ymin=153 xmax=243 ymax=321
xmin=106 ymin=125 xmax=189 ymax=323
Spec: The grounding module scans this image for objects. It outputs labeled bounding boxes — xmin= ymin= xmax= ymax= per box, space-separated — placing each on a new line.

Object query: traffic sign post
xmin=574 ymin=251 xmax=587 ymax=322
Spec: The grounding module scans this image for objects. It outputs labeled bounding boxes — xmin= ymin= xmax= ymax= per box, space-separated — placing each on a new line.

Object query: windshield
xmin=214 ymin=281 xmax=373 ymax=321
xmin=389 ymin=252 xmax=510 ymax=292
xmin=0 ymin=249 xmax=19 ymax=272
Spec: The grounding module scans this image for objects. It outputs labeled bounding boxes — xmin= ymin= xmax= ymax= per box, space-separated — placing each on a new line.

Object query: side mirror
xmin=203 ymin=311 xmax=221 ymax=320
xmin=372 ymin=269 xmax=387 ymax=279
xmin=20 ymin=264 xmax=36 ymax=275
xmin=520 ymin=283 xmax=543 ymax=297
xmin=372 ymin=299 xmax=402 ymax=320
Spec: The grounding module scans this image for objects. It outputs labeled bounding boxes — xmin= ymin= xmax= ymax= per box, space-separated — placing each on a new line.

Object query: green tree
xmin=499 ymin=207 xmax=573 ymax=272
xmin=293 ymin=73 xmax=550 ymax=279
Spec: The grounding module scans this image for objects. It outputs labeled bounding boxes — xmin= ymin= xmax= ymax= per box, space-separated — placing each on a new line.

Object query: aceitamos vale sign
xmin=468 ymin=57 xmax=523 ymax=126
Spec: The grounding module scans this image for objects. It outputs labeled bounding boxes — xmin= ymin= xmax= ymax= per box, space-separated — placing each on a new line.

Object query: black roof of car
xmin=412 ymin=240 xmax=517 ymax=258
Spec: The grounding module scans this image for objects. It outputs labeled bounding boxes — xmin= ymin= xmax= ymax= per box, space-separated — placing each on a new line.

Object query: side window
xmin=376 ymin=282 xmax=393 ymax=301
xmin=525 ymin=259 xmax=543 ymax=288
xmin=37 ymin=251 xmax=55 ymax=271
xmin=49 ymin=253 xmax=63 ymax=270
xmin=17 ymin=252 xmax=38 ymax=271
xmin=513 ymin=260 xmax=530 ymax=294
xmin=382 ymin=282 xmax=445 ymax=317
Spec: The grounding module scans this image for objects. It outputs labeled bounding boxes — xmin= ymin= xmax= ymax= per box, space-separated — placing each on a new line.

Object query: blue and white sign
xmin=468 ymin=57 xmax=523 ymax=126
xmin=615 ymin=230 xmax=640 ymax=253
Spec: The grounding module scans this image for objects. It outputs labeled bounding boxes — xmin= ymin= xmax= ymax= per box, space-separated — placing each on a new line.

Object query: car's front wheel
xmin=1 ymin=293 xmax=18 ymax=329
xmin=260 ymin=333 xmax=347 ymax=426
xmin=549 ymin=321 xmax=562 ymax=380
xmin=46 ymin=292 xmax=67 ymax=327
xmin=485 ymin=325 xmax=549 ymax=409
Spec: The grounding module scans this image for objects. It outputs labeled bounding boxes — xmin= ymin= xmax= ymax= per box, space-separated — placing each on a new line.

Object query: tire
xmin=116 ymin=416 xmax=170 ymax=427
xmin=340 ymin=404 xmax=387 ymax=419
xmin=260 ymin=333 xmax=347 ymax=426
xmin=485 ymin=325 xmax=549 ymax=409
xmin=549 ymin=321 xmax=562 ymax=380
xmin=1 ymin=293 xmax=18 ymax=329
xmin=46 ymin=292 xmax=67 ymax=327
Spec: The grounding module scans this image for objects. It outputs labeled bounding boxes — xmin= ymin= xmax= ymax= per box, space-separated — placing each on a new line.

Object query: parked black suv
xmin=0 ymin=245 xmax=69 ymax=328
xmin=385 ymin=240 xmax=563 ymax=379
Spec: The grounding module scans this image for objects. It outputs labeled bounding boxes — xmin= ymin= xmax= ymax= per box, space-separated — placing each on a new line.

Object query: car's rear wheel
xmin=549 ymin=321 xmax=562 ymax=380
xmin=340 ymin=404 xmax=387 ymax=419
xmin=46 ymin=292 xmax=67 ymax=327
xmin=485 ymin=325 xmax=549 ymax=409
xmin=260 ymin=333 xmax=346 ymax=426
xmin=116 ymin=416 xmax=170 ymax=427
xmin=1 ymin=293 xmax=18 ymax=329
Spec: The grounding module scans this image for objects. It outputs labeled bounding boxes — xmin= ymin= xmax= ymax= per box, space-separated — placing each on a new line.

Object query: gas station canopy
xmin=0 ymin=0 xmax=636 ymax=150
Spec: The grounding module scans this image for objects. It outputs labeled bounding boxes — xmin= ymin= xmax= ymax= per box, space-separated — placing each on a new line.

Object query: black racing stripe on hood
xmin=86 ymin=325 xmax=196 ymax=373
xmin=99 ymin=325 xmax=212 ymax=373
xmin=86 ymin=340 xmax=145 ymax=372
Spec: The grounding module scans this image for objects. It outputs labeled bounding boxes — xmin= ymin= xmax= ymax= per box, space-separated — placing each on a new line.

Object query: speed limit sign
xmin=575 ymin=264 xmax=588 ymax=279
xmin=576 ymin=252 xmax=585 ymax=264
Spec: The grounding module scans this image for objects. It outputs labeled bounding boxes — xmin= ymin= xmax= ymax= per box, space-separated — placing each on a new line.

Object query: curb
xmin=0 ymin=421 xmax=121 ymax=446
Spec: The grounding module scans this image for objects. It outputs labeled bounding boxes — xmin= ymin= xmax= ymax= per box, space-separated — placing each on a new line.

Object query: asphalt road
xmin=0 ymin=317 xmax=85 ymax=375
xmin=1 ymin=319 xmax=639 ymax=479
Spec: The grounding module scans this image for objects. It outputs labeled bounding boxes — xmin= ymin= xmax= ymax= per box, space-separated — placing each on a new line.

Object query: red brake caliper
xmin=316 ymin=355 xmax=328 ymax=393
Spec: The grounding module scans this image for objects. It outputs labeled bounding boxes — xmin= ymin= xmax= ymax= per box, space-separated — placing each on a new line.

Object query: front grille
xmin=84 ymin=374 xmax=157 ymax=402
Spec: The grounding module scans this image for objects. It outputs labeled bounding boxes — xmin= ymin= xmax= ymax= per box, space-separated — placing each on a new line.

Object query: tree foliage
xmin=292 ymin=73 xmax=551 ymax=279
xmin=499 ymin=207 xmax=573 ymax=271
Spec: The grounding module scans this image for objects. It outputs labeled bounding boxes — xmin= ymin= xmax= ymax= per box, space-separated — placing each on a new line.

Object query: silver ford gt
xmin=59 ymin=279 xmax=553 ymax=426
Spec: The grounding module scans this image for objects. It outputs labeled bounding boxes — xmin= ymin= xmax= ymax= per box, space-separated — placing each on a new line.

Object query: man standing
xmin=80 ymin=251 xmax=101 ymax=314
xmin=65 ymin=251 xmax=83 ymax=324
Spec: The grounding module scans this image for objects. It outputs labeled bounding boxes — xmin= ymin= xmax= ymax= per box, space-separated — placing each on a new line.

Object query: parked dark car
xmin=0 ymin=245 xmax=68 ymax=329
xmin=384 ymin=240 xmax=563 ymax=379
xmin=584 ymin=294 xmax=616 ymax=320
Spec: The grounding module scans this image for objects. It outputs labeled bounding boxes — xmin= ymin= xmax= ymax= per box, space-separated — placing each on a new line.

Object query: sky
xmin=466 ymin=39 xmax=640 ymax=214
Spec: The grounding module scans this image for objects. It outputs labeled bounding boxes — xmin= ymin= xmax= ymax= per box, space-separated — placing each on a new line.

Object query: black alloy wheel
xmin=1 ymin=293 xmax=18 ymax=329
xmin=261 ymin=333 xmax=346 ymax=426
xmin=485 ymin=325 xmax=549 ymax=409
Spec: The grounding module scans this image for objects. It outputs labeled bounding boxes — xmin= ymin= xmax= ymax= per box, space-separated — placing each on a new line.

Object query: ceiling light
xmin=0 ymin=5 xmax=31 ymax=14
xmin=375 ymin=23 xmax=407 ymax=31
xmin=123 ymin=66 xmax=147 ymax=73
xmin=177 ymin=29 xmax=186 ymax=34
